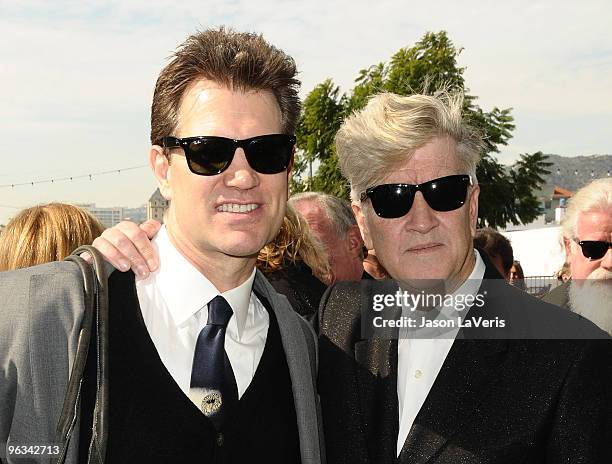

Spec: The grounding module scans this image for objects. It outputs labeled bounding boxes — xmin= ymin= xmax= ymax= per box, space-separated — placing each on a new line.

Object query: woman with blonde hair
xmin=0 ymin=202 xmax=105 ymax=271
xmin=257 ymin=203 xmax=331 ymax=319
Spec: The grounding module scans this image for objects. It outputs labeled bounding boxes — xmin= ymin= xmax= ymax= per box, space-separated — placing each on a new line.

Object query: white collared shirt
xmin=396 ymin=250 xmax=486 ymax=456
xmin=135 ymin=225 xmax=269 ymax=399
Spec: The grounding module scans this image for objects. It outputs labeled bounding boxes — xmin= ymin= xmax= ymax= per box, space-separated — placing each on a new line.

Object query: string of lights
xmin=0 ymin=165 xmax=148 ymax=189
xmin=0 ymin=164 xmax=608 ymax=190
xmin=553 ymin=168 xmax=611 ymax=177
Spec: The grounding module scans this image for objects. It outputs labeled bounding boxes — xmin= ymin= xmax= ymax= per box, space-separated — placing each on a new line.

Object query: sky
xmin=1 ymin=0 xmax=611 ymax=225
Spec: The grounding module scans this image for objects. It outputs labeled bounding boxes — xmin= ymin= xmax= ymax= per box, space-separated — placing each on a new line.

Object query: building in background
xmin=123 ymin=206 xmax=148 ymax=224
xmin=537 ymin=185 xmax=573 ymax=224
xmin=148 ymin=188 xmax=169 ymax=223
xmin=79 ymin=204 xmax=124 ymax=229
xmin=79 ymin=203 xmax=147 ymax=229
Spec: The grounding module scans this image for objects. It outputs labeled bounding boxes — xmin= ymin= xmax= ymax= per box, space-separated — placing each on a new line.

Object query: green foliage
xmin=477 ymin=151 xmax=551 ymax=227
xmin=292 ymin=31 xmax=550 ymax=228
xmin=509 ymin=151 xmax=553 ymax=224
xmin=291 ymin=79 xmax=345 ymax=194
xmin=476 ymin=154 xmax=517 ymax=228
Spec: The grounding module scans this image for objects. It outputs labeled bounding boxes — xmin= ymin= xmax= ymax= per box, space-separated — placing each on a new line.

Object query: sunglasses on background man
xmin=575 ymin=240 xmax=612 ymax=261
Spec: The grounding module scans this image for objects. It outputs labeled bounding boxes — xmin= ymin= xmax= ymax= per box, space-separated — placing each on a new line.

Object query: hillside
xmin=539 ymin=154 xmax=611 ymax=191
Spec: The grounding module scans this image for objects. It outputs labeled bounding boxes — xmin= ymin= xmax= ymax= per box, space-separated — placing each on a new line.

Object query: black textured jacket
xmin=318 ymin=252 xmax=612 ymax=464
xmin=266 ymin=260 xmax=327 ymax=322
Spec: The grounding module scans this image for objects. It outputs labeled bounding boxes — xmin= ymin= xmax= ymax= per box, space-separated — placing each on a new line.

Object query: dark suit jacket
xmin=265 ymin=259 xmax=327 ymax=321
xmin=541 ymin=280 xmax=570 ymax=309
xmin=318 ymin=252 xmax=612 ymax=464
xmin=0 ymin=263 xmax=324 ymax=464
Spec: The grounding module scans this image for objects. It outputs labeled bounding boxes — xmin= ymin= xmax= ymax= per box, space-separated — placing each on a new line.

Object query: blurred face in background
xmin=565 ymin=209 xmax=612 ymax=281
xmin=509 ymin=265 xmax=521 ymax=281
xmin=567 ymin=208 xmax=612 ymax=334
xmin=294 ymin=199 xmax=364 ymax=282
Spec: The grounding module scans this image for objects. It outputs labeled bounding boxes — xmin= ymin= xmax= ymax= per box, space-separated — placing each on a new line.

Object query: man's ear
xmin=346 ymin=224 xmax=364 ymax=255
xmin=352 ymin=201 xmax=373 ymax=250
xmin=563 ymin=237 xmax=573 ymax=266
xmin=150 ymin=145 xmax=172 ymax=200
xmin=469 ymin=184 xmax=480 ymax=235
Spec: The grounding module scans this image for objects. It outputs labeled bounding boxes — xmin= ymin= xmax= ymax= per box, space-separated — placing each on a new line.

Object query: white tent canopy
xmin=502 ymin=226 xmax=566 ymax=277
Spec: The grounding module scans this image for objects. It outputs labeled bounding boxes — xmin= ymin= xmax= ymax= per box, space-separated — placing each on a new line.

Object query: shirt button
xmin=414 ymin=369 xmax=423 ymax=379
xmin=216 ymin=432 xmax=224 ymax=447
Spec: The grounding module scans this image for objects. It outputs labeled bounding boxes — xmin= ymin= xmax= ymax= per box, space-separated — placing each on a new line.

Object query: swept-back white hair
xmin=561 ymin=178 xmax=612 ymax=238
xmin=335 ymin=92 xmax=484 ymax=200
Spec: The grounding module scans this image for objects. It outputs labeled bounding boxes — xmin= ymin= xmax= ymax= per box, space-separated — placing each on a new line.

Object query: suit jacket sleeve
xmin=546 ymin=339 xmax=612 ymax=462
xmin=318 ymin=282 xmax=371 ymax=464
xmin=0 ymin=263 xmax=85 ymax=464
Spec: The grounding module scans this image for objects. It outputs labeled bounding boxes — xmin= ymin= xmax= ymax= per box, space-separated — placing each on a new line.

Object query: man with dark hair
xmin=0 ymin=28 xmax=323 ymax=464
xmin=473 ymin=227 xmax=514 ymax=279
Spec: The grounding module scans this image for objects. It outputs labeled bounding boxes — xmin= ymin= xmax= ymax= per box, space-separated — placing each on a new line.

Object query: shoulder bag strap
xmin=53 ymin=245 xmax=109 ymax=464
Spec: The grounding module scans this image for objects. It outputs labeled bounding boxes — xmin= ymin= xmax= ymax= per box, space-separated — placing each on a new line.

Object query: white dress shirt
xmin=396 ymin=250 xmax=486 ymax=456
xmin=136 ymin=225 xmax=269 ymax=400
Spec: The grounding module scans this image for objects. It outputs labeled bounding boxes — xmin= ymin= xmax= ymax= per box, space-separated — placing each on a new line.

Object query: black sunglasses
xmin=575 ymin=240 xmax=612 ymax=260
xmin=161 ymin=134 xmax=295 ymax=176
xmin=360 ymin=174 xmax=473 ymax=219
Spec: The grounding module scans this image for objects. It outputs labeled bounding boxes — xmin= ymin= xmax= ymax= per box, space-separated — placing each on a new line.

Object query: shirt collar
xmin=142 ymin=225 xmax=256 ymax=336
xmin=454 ymin=248 xmax=486 ymax=299
xmin=439 ymin=248 xmax=486 ymax=324
xmin=398 ymin=249 xmax=486 ymax=338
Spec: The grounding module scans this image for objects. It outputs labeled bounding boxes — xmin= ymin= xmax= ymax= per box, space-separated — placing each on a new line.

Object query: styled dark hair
xmin=150 ymin=27 xmax=301 ymax=144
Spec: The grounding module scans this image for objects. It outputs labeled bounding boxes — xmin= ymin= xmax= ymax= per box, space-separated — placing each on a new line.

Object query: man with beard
xmin=542 ymin=178 xmax=612 ymax=334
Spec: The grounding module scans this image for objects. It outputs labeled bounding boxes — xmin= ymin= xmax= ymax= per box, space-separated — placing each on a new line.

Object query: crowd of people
xmin=1 ymin=26 xmax=611 ymax=464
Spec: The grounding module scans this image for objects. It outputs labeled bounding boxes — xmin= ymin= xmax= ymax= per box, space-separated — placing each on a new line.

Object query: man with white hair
xmin=542 ymin=178 xmax=612 ymax=334
xmin=317 ymin=92 xmax=612 ymax=463
xmin=289 ymin=192 xmax=365 ymax=283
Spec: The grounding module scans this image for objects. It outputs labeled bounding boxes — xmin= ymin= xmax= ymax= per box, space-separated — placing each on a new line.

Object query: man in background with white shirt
xmin=317 ymin=92 xmax=612 ymax=463
xmin=0 ymin=28 xmax=323 ymax=464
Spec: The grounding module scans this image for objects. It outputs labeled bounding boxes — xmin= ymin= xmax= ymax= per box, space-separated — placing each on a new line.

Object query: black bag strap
xmin=53 ymin=245 xmax=110 ymax=464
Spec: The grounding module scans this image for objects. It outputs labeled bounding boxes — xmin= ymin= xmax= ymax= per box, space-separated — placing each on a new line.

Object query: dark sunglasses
xmin=360 ymin=174 xmax=473 ymax=219
xmin=575 ymin=240 xmax=612 ymax=260
xmin=161 ymin=134 xmax=295 ymax=176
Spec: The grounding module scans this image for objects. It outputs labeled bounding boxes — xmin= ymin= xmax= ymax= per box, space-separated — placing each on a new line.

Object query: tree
xmin=292 ymin=31 xmax=550 ymax=228
xmin=291 ymin=79 xmax=345 ymax=194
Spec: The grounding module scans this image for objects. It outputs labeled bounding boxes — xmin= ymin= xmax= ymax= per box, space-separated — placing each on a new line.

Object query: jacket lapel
xmin=353 ymin=279 xmax=402 ymax=464
xmin=354 ymin=336 xmax=399 ymax=464
xmin=398 ymin=253 xmax=509 ymax=463
xmin=253 ymin=270 xmax=322 ymax=464
xmin=398 ymin=337 xmax=507 ymax=463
